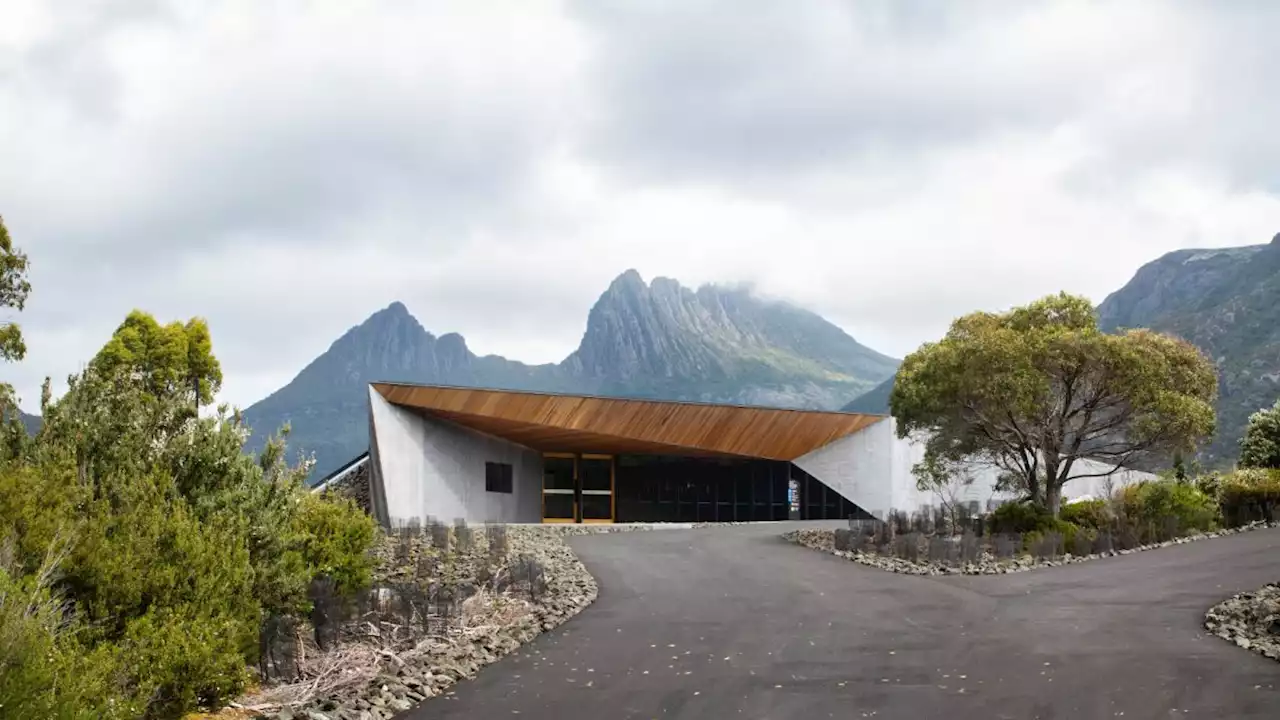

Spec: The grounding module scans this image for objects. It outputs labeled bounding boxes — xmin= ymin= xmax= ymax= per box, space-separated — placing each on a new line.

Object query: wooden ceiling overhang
xmin=373 ymin=382 xmax=886 ymax=461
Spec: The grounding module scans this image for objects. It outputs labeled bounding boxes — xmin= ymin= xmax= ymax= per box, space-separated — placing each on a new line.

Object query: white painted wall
xmin=798 ymin=416 xmax=1155 ymax=516
xmin=367 ymin=386 xmax=543 ymax=526
xmin=793 ymin=418 xmax=903 ymax=516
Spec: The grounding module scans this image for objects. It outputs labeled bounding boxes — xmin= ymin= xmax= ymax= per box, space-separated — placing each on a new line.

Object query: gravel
xmin=785 ymin=521 xmax=1277 ymax=576
xmin=1204 ymin=583 xmax=1280 ymax=662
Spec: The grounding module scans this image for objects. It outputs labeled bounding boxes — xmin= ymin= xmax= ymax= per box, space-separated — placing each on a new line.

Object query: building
xmin=362 ymin=382 xmax=1153 ymax=527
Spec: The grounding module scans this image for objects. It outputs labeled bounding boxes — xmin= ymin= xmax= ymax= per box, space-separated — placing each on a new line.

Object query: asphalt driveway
xmin=403 ymin=522 xmax=1280 ymax=719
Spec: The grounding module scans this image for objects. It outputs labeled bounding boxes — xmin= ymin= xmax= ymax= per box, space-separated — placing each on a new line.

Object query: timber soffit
xmin=372 ymin=382 xmax=886 ymax=461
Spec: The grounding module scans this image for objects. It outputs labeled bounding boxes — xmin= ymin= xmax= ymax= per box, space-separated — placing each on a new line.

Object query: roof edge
xmin=370 ymin=380 xmax=890 ymax=419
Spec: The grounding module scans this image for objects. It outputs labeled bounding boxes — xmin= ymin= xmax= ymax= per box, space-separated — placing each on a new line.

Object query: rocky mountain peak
xmin=243 ymin=273 xmax=898 ymax=482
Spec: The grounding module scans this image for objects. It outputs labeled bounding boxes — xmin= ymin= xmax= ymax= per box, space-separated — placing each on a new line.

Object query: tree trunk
xmin=1045 ymin=477 xmax=1062 ymax=516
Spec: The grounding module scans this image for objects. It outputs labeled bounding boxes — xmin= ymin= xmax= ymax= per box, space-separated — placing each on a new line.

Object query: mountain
xmin=3 ymin=410 xmax=42 ymax=435
xmin=846 ymin=234 xmax=1280 ymax=463
xmin=841 ymin=376 xmax=894 ymax=414
xmin=1097 ymin=233 xmax=1280 ymax=465
xmin=242 ymin=270 xmax=898 ymax=481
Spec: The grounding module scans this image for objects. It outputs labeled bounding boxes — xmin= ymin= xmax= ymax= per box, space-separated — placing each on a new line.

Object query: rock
xmin=785 ymin=522 xmax=1276 ymax=578
xmin=1206 ymin=583 xmax=1280 ymax=664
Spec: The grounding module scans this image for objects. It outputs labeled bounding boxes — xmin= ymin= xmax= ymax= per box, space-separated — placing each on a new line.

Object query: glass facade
xmin=611 ymin=455 xmax=871 ymax=523
xmin=540 ymin=452 xmax=869 ymax=524
xmin=542 ymin=455 xmax=577 ymax=521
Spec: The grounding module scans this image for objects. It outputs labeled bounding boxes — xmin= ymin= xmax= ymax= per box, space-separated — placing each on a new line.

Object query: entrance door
xmin=579 ymin=455 xmax=614 ymax=524
xmin=542 ymin=454 xmax=577 ymax=523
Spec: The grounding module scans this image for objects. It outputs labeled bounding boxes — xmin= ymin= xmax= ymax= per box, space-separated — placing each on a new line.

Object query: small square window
xmin=485 ymin=461 xmax=513 ymax=494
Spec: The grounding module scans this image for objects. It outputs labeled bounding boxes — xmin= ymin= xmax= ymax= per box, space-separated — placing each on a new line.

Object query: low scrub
xmin=1116 ymin=479 xmax=1220 ymax=540
xmin=1059 ymin=499 xmax=1110 ymax=530
xmin=1218 ymin=468 xmax=1280 ymax=526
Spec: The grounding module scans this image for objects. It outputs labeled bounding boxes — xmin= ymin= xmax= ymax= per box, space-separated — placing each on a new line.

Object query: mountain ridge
xmin=242 ymin=270 xmax=898 ymax=480
xmin=842 ymin=233 xmax=1280 ymax=466
xmin=1096 ymin=233 xmax=1280 ymax=465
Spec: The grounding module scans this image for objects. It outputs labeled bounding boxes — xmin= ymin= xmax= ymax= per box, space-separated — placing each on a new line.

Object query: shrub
xmin=1239 ymin=400 xmax=1280 ymax=469
xmin=1059 ymin=499 xmax=1109 ymax=530
xmin=0 ymin=557 xmax=139 ymax=719
xmin=989 ymin=502 xmax=1057 ymax=535
xmin=1116 ymin=479 xmax=1220 ymax=539
xmin=1194 ymin=471 xmax=1224 ymax=500
xmin=294 ymin=491 xmax=379 ymax=599
xmin=1218 ymin=468 xmax=1280 ymax=526
xmin=0 ymin=313 xmax=383 ymax=719
xmin=988 ymin=502 xmax=1083 ymax=551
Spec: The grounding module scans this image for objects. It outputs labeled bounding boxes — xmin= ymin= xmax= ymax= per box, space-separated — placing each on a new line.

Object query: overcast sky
xmin=3 ymin=0 xmax=1279 ymax=413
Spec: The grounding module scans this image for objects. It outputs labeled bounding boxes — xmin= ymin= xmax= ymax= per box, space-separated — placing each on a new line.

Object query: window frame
xmin=485 ymin=461 xmax=514 ymax=494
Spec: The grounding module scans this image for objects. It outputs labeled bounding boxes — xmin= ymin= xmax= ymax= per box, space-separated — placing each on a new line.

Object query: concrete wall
xmin=793 ymin=418 xmax=911 ymax=516
xmin=367 ymin=386 xmax=543 ymax=526
xmin=796 ymin=416 xmax=1154 ymax=516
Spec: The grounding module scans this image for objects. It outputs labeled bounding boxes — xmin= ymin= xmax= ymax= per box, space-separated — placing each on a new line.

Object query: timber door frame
xmin=540 ymin=452 xmax=615 ymax=524
xmin=579 ymin=453 xmax=615 ymax=525
xmin=541 ymin=452 xmax=578 ymax=524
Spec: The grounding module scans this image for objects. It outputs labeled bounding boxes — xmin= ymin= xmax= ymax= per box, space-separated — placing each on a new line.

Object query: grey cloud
xmin=571 ymin=0 xmax=1280 ymax=196
xmin=571 ymin=0 xmax=1107 ymax=183
xmin=5 ymin=0 xmax=1280 ymax=416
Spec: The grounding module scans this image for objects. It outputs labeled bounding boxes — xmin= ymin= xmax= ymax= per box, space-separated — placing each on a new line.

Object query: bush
xmin=1218 ymin=468 xmax=1280 ymax=526
xmin=989 ymin=502 xmax=1057 ymax=535
xmin=1059 ymin=499 xmax=1109 ymax=530
xmin=988 ymin=502 xmax=1082 ymax=550
xmin=1194 ymin=471 xmax=1224 ymax=500
xmin=294 ymin=491 xmax=379 ymax=598
xmin=0 ymin=560 xmax=139 ymax=719
xmin=1116 ymin=479 xmax=1220 ymax=539
xmin=1 ymin=357 xmax=380 ymax=718
xmin=1239 ymin=400 xmax=1280 ymax=469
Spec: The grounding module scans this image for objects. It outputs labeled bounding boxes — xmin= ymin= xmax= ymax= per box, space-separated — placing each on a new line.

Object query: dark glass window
xmin=485 ymin=461 xmax=513 ymax=493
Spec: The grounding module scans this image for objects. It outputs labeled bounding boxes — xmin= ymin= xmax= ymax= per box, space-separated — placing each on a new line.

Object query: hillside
xmin=242 ymin=270 xmax=898 ymax=481
xmin=840 ymin=376 xmax=894 ymax=414
xmin=1097 ymin=233 xmax=1280 ymax=465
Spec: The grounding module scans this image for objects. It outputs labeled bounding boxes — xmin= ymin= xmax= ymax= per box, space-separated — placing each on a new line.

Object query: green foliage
xmin=1194 ymin=471 xmax=1224 ymax=499
xmin=1218 ymin=468 xmax=1280 ymax=525
xmin=0 ymin=215 xmax=31 ymax=365
xmin=891 ymin=291 xmax=1217 ymax=516
xmin=0 ymin=552 xmax=139 ymax=720
xmin=1116 ymin=479 xmax=1220 ymax=535
xmin=91 ymin=310 xmax=223 ymax=406
xmin=0 ymin=310 xmax=379 ymax=718
xmin=988 ymin=502 xmax=1060 ymax=535
xmin=1059 ymin=499 xmax=1110 ymax=530
xmin=989 ymin=502 xmax=1082 ymax=550
xmin=294 ymin=491 xmax=378 ymax=598
xmin=1239 ymin=399 xmax=1280 ymax=469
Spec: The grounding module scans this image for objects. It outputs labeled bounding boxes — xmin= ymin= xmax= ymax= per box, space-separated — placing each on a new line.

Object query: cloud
xmin=2 ymin=0 xmax=1278 ymax=413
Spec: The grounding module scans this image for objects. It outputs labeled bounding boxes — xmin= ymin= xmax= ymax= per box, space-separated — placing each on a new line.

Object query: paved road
xmin=405 ymin=523 xmax=1280 ymax=720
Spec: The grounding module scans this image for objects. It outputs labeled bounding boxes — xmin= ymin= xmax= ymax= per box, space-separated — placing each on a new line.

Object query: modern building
xmin=362 ymin=382 xmax=1153 ymax=527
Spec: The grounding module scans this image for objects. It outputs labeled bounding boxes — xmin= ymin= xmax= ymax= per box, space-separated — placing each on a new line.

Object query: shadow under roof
xmin=373 ymin=382 xmax=886 ymax=461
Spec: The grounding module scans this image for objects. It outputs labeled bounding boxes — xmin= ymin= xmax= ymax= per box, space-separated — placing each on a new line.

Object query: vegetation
xmin=1218 ymin=468 xmax=1280 ymax=525
xmin=1115 ymin=479 xmax=1219 ymax=536
xmin=891 ymin=292 xmax=1218 ymax=516
xmin=1239 ymin=400 xmax=1280 ymax=470
xmin=1058 ymin=498 xmax=1109 ymax=530
xmin=0 ymin=223 xmax=378 ymax=719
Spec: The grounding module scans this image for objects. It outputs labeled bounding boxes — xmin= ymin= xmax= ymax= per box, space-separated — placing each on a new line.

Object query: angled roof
xmin=372 ymin=382 xmax=885 ymax=460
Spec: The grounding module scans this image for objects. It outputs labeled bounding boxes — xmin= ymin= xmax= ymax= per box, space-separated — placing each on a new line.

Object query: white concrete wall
xmin=367 ymin=387 xmax=543 ymax=526
xmin=793 ymin=418 xmax=903 ymax=516
xmin=797 ymin=416 xmax=1154 ymax=516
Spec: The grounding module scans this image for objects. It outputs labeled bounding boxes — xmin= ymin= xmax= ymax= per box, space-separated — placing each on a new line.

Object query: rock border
xmin=785 ymin=521 xmax=1276 ymax=576
xmin=1205 ymin=583 xmax=1280 ymax=662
